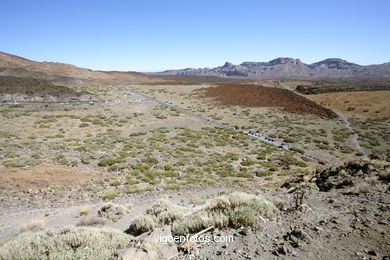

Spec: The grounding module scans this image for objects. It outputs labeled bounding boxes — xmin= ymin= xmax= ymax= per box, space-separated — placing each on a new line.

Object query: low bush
xmin=102 ymin=191 xmax=119 ymax=200
xmin=98 ymin=157 xmax=123 ymax=167
xmin=97 ymin=203 xmax=131 ymax=222
xmin=172 ymin=192 xmax=277 ymax=235
xmin=0 ymin=227 xmax=132 ymax=260
xmin=127 ymin=215 xmax=158 ymax=236
xmin=127 ymin=192 xmax=277 ymax=237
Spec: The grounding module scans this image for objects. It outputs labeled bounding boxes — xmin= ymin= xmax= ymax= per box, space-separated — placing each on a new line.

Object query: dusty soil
xmin=201 ymin=84 xmax=338 ymax=118
xmin=306 ymin=90 xmax=390 ymax=118
xmin=1 ymin=168 xmax=389 ymax=260
xmin=0 ymin=164 xmax=96 ymax=191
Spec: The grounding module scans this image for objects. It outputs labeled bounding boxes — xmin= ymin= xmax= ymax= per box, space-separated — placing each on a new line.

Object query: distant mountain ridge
xmin=157 ymin=58 xmax=390 ymax=79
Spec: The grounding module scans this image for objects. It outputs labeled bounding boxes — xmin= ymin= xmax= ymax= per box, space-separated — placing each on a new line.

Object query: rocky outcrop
xmin=315 ymin=160 xmax=390 ymax=191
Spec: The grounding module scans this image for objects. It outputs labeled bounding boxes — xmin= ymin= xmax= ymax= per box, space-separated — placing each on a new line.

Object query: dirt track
xmin=202 ymin=84 xmax=338 ymax=118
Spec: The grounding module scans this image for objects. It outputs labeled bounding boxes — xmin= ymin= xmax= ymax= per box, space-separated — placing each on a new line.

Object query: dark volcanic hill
xmin=157 ymin=58 xmax=390 ymax=79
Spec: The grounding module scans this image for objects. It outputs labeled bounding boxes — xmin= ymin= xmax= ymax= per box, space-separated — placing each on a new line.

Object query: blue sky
xmin=1 ymin=0 xmax=389 ymax=71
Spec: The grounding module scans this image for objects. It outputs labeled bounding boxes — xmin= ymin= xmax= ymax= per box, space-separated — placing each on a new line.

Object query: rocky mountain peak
xmin=222 ymin=62 xmax=235 ymax=68
xmin=269 ymin=58 xmax=302 ymax=66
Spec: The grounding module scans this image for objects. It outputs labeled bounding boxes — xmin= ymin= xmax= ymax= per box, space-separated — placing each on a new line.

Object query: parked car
xmin=318 ymin=161 xmax=326 ymax=165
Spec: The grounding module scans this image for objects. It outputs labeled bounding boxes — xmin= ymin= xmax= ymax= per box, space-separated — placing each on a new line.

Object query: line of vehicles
xmin=245 ymin=130 xmax=327 ymax=165
xmin=246 ymin=130 xmax=289 ymax=149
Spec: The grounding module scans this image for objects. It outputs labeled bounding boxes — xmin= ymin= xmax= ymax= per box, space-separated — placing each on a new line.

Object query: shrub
xmin=79 ymin=208 xmax=91 ymax=216
xmin=172 ymin=192 xmax=277 ymax=235
xmin=98 ymin=203 xmax=131 ymax=222
xmin=102 ymin=191 xmax=119 ymax=200
xmin=98 ymin=157 xmax=123 ymax=167
xmin=0 ymin=227 xmax=132 ymax=260
xmin=124 ymin=185 xmax=153 ymax=194
xmin=255 ymin=170 xmax=273 ymax=177
xmin=3 ymin=160 xmax=26 ymax=167
xmin=145 ymin=199 xmax=187 ymax=225
xmin=127 ymin=192 xmax=277 ymax=237
xmin=127 ymin=215 xmax=158 ymax=236
xmin=109 ymin=180 xmax=121 ymax=187
xmin=26 ymin=159 xmax=41 ymax=166
xmin=240 ymin=158 xmax=256 ymax=166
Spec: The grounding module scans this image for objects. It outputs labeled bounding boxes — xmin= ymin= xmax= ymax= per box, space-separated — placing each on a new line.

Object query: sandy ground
xmin=0 ymin=164 xmax=96 ymax=191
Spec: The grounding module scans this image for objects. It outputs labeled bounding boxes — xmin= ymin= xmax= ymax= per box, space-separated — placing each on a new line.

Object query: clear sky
xmin=1 ymin=0 xmax=389 ymax=71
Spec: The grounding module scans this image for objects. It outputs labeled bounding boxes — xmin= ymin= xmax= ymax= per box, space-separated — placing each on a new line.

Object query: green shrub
xmin=102 ymin=191 xmax=119 ymax=200
xmin=127 ymin=215 xmax=158 ymax=235
xmin=255 ymin=170 xmax=273 ymax=177
xmin=98 ymin=157 xmax=123 ymax=167
xmin=240 ymin=158 xmax=256 ymax=166
xmin=124 ymin=185 xmax=153 ymax=194
xmin=146 ymin=199 xmax=187 ymax=225
xmin=3 ymin=160 xmax=26 ymax=167
xmin=26 ymin=159 xmax=41 ymax=166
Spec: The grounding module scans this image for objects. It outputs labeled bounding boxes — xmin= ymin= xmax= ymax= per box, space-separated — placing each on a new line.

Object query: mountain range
xmin=1 ymin=51 xmax=390 ymax=81
xmin=157 ymin=58 xmax=390 ymax=79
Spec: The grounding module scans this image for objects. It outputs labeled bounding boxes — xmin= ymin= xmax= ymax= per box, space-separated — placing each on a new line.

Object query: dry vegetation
xmin=127 ymin=192 xmax=277 ymax=236
xmin=306 ymin=90 xmax=390 ymax=118
xmin=0 ymin=227 xmax=132 ymax=260
xmin=1 ymin=84 xmax=312 ymax=206
xmin=0 ymin=78 xmax=389 ymax=259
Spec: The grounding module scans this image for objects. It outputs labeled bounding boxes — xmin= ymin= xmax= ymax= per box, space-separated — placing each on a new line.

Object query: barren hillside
xmin=0 ymin=52 xmax=159 ymax=84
